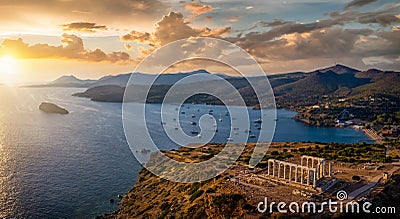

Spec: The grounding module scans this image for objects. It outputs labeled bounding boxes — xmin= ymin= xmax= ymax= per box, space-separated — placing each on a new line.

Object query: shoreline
xmin=363 ymin=128 xmax=384 ymax=144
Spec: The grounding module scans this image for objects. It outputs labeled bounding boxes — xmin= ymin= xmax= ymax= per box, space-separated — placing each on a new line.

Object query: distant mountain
xmin=93 ymin=69 xmax=221 ymax=87
xmin=318 ymin=64 xmax=360 ymax=75
xmin=51 ymin=75 xmax=95 ymax=85
xmin=29 ymin=69 xmax=226 ymax=88
xmin=27 ymin=75 xmax=96 ymax=88
xmin=93 ymin=73 xmax=132 ymax=87
xmin=71 ymin=64 xmax=400 ymax=109
xmin=274 ymin=67 xmax=371 ymax=98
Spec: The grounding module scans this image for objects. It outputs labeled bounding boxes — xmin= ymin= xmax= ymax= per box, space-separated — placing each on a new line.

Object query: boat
xmin=218 ymin=114 xmax=222 ymax=122
xmin=192 ymin=113 xmax=196 ymax=118
xmin=254 ymin=118 xmax=262 ymax=124
xmin=191 ymin=130 xmax=199 ymax=135
xmin=249 ymin=134 xmax=256 ymax=138
xmin=197 ymin=134 xmax=202 ymax=138
xmin=190 ymin=121 xmax=197 ymax=125
xmin=226 ymin=137 xmax=233 ymax=141
xmin=181 ymin=111 xmax=185 ymax=114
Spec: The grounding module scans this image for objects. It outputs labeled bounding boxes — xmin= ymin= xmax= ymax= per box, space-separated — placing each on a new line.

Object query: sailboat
xmin=218 ymin=113 xmax=222 ymax=122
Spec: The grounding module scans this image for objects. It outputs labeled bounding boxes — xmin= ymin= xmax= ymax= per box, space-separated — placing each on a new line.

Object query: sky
xmin=0 ymin=0 xmax=399 ymax=83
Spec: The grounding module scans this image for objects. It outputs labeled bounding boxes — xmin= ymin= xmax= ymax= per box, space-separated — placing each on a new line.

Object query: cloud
xmin=118 ymin=9 xmax=399 ymax=72
xmin=184 ymin=3 xmax=213 ymax=15
xmin=331 ymin=9 xmax=400 ymax=27
xmin=0 ymin=34 xmax=131 ymax=63
xmin=121 ymin=31 xmax=153 ymax=43
xmin=344 ymin=0 xmax=378 ymax=10
xmin=124 ymin=44 xmax=133 ymax=50
xmin=0 ymin=0 xmax=167 ymax=33
xmin=121 ymin=12 xmax=231 ymax=47
xmin=60 ymin=22 xmax=107 ymax=33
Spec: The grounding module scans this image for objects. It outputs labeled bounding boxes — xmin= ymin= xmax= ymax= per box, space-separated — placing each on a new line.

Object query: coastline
xmin=363 ymin=128 xmax=384 ymax=144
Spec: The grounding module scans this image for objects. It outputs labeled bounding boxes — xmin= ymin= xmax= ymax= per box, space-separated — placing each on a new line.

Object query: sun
xmin=0 ymin=55 xmax=18 ymax=84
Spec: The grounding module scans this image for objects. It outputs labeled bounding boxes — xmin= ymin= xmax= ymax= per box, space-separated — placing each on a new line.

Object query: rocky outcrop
xmin=39 ymin=102 xmax=69 ymax=114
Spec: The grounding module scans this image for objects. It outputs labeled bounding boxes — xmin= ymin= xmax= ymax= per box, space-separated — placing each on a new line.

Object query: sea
xmin=0 ymin=87 xmax=373 ymax=218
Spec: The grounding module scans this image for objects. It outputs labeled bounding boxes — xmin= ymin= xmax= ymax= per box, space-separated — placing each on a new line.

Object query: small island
xmin=39 ymin=102 xmax=69 ymax=115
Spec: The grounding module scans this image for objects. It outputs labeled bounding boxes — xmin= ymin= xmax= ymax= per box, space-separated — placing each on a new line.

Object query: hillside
xmin=99 ymin=142 xmax=400 ymax=219
xmin=72 ymin=65 xmax=400 ymax=107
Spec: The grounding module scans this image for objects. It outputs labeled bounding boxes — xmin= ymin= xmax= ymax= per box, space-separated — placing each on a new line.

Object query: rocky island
xmin=39 ymin=102 xmax=69 ymax=115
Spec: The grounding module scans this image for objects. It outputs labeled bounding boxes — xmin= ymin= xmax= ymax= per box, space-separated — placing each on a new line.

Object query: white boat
xmin=254 ymin=118 xmax=262 ymax=124
xmin=218 ymin=113 xmax=222 ymax=122
xmin=226 ymin=137 xmax=233 ymax=141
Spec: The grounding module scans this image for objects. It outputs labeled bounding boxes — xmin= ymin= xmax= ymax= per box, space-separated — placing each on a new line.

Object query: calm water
xmin=0 ymin=87 xmax=373 ymax=218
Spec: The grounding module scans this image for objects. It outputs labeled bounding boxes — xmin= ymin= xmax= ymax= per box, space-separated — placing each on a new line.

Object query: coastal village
xmin=293 ymin=94 xmax=400 ymax=143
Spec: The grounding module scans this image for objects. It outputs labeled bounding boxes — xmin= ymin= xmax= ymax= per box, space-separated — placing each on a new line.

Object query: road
xmin=348 ymin=165 xmax=399 ymax=200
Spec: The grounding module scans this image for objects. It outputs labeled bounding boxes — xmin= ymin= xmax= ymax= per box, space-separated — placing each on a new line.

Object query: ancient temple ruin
xmin=266 ymin=155 xmax=332 ymax=188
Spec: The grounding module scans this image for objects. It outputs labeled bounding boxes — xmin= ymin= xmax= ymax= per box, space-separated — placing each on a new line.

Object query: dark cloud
xmin=0 ymin=34 xmax=130 ymax=63
xmin=343 ymin=0 xmax=378 ymax=10
xmin=119 ymin=8 xmax=399 ymax=70
xmin=257 ymin=20 xmax=294 ymax=27
xmin=331 ymin=8 xmax=400 ymax=27
xmin=61 ymin=22 xmax=107 ymax=33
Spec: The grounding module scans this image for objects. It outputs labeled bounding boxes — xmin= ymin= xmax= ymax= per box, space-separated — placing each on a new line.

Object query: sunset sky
xmin=0 ymin=0 xmax=399 ymax=83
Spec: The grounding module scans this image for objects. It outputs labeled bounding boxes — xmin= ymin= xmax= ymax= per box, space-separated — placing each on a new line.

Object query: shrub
xmin=189 ymin=190 xmax=204 ymax=202
xmin=352 ymin=175 xmax=361 ymax=181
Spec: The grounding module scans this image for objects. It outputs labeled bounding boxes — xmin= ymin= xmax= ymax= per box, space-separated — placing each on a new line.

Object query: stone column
xmin=283 ymin=164 xmax=286 ymax=179
xmin=273 ymin=161 xmax=276 ymax=177
xmin=322 ymin=161 xmax=325 ymax=177
xmin=289 ymin=166 xmax=292 ymax=181
xmin=307 ymin=169 xmax=310 ymax=185
xmin=268 ymin=161 xmax=272 ymax=175
xmin=328 ymin=162 xmax=332 ymax=177
xmin=301 ymin=168 xmax=304 ymax=184
xmin=295 ymin=166 xmax=298 ymax=183
xmin=313 ymin=170 xmax=316 ymax=187
xmin=278 ymin=163 xmax=281 ymax=178
xmin=311 ymin=158 xmax=314 ymax=168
